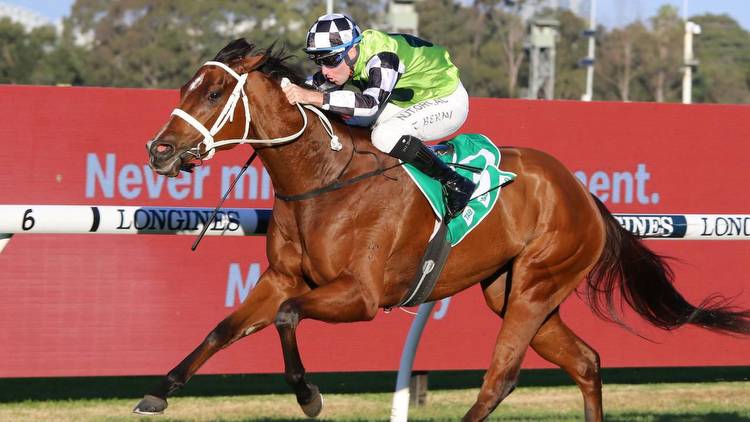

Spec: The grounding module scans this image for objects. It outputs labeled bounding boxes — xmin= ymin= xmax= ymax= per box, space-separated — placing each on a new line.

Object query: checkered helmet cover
xmin=304 ymin=14 xmax=362 ymax=55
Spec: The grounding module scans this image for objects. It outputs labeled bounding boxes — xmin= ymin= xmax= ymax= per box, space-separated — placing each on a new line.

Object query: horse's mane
xmin=213 ymin=38 xmax=369 ymax=142
xmin=213 ymin=38 xmax=306 ymax=86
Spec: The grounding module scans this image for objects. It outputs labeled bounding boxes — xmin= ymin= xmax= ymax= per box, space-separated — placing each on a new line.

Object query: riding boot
xmin=389 ymin=135 xmax=476 ymax=218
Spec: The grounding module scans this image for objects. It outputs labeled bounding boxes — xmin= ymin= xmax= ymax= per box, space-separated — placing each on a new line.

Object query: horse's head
xmin=147 ymin=39 xmax=271 ymax=177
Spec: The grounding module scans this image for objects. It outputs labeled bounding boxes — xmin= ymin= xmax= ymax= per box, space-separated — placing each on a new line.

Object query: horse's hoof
xmin=299 ymin=384 xmax=324 ymax=418
xmin=133 ymin=394 xmax=168 ymax=415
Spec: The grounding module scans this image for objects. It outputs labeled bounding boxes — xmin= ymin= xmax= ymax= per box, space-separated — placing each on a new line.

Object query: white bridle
xmin=169 ymin=61 xmax=341 ymax=161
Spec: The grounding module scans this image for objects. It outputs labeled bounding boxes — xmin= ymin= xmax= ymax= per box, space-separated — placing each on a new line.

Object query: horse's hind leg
xmin=531 ymin=312 xmax=603 ymax=422
xmin=133 ymin=270 xmax=305 ymax=415
xmin=466 ymin=235 xmax=603 ymax=421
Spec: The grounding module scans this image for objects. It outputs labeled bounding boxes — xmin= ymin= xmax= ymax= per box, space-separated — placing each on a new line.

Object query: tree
xmin=418 ymin=0 xmax=536 ymax=98
xmin=4 ymin=0 xmax=750 ymax=104
xmin=0 ymin=18 xmax=58 ymax=84
xmin=595 ymin=21 xmax=650 ymax=101
xmin=492 ymin=2 xmax=527 ymax=97
xmin=549 ymin=9 xmax=587 ymax=100
xmin=691 ymin=14 xmax=750 ymax=104
xmin=63 ymin=0 xmax=302 ymax=88
xmin=417 ymin=0 xmax=508 ymax=98
xmin=640 ymin=5 xmax=683 ymax=102
xmin=60 ymin=0 xmax=388 ymax=88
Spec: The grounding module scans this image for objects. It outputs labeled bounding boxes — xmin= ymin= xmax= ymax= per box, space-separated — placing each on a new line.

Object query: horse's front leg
xmin=274 ymin=273 xmax=381 ymax=417
xmin=133 ymin=269 xmax=307 ymax=415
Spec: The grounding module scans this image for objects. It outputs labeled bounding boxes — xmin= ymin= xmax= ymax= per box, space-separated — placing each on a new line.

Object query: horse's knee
xmin=275 ymin=299 xmax=300 ymax=328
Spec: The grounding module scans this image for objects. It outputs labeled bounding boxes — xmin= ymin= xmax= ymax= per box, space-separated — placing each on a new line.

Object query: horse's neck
xmin=248 ymin=81 xmax=350 ymax=196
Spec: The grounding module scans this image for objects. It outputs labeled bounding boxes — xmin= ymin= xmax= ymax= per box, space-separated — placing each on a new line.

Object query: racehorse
xmin=137 ymin=39 xmax=750 ymax=421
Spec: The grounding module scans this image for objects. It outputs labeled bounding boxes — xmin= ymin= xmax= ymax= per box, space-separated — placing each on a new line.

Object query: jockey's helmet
xmin=303 ymin=14 xmax=362 ymax=67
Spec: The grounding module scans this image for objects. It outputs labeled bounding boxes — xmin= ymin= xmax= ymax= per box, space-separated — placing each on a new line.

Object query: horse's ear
xmin=237 ymin=54 xmax=269 ymax=74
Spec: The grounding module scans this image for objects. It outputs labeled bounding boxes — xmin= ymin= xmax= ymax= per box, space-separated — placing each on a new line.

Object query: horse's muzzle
xmin=147 ymin=138 xmax=183 ymax=177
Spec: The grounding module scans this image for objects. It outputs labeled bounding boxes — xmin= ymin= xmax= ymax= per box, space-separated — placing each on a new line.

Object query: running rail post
xmin=390 ymin=301 xmax=436 ymax=422
xmin=0 ymin=233 xmax=11 ymax=254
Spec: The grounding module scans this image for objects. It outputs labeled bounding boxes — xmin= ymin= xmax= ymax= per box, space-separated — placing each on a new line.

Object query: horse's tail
xmin=585 ymin=195 xmax=750 ymax=335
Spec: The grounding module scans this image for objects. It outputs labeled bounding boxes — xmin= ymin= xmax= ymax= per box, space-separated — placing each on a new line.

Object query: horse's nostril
xmin=156 ymin=144 xmax=172 ymax=154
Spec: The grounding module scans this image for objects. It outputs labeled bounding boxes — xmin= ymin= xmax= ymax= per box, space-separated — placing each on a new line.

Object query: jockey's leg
xmin=370 ymin=82 xmax=474 ymax=218
xmin=388 ymin=134 xmax=475 ymax=218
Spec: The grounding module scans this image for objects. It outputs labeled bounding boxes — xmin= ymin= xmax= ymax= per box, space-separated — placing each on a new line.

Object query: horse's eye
xmin=208 ymin=91 xmax=221 ymax=101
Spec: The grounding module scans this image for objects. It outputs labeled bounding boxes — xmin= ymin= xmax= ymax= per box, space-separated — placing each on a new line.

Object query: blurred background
xmin=1 ymin=0 xmax=748 ymax=103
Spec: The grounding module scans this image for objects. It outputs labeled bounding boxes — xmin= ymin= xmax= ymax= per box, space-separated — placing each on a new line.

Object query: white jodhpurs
xmin=345 ymin=82 xmax=469 ymax=153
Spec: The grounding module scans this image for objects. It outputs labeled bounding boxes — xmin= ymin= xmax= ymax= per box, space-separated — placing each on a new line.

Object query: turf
xmin=1 ymin=382 xmax=748 ymax=421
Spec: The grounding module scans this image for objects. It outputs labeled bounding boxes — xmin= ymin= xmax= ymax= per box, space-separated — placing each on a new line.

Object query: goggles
xmin=306 ymin=36 xmax=361 ymax=68
xmin=309 ymin=48 xmax=349 ymax=68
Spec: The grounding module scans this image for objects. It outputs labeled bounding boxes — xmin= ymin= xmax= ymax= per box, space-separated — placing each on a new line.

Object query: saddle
xmin=396 ymin=134 xmax=516 ymax=307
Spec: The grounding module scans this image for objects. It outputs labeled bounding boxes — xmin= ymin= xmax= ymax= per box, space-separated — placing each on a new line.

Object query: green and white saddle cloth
xmin=402 ymin=134 xmax=517 ymax=246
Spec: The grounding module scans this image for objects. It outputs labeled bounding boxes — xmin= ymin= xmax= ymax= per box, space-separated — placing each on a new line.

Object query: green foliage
xmin=418 ymin=0 xmax=525 ymax=98
xmin=62 ymin=0 xmax=314 ymax=88
xmin=0 ymin=18 xmax=57 ymax=84
xmin=595 ymin=21 xmax=652 ymax=101
xmin=0 ymin=1 xmax=748 ymax=103
xmin=692 ymin=14 xmax=750 ymax=103
xmin=548 ymin=9 xmax=587 ymax=100
xmin=640 ymin=5 xmax=683 ymax=102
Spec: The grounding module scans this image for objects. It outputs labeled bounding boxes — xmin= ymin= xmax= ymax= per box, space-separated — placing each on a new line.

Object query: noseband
xmin=169 ymin=61 xmax=341 ymax=162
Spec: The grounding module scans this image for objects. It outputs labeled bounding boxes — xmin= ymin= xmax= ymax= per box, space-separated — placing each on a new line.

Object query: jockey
xmin=282 ymin=13 xmax=475 ymax=219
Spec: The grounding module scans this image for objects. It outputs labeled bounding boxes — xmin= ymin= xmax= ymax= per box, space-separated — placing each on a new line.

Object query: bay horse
xmin=138 ymin=39 xmax=750 ymax=421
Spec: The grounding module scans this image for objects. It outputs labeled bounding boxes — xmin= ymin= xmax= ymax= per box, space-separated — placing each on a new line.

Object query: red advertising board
xmin=1 ymin=85 xmax=748 ymax=378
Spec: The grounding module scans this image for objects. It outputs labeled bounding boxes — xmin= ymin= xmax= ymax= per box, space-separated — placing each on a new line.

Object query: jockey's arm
xmin=282 ymin=72 xmax=342 ymax=107
xmin=307 ymin=72 xmax=341 ymax=92
xmin=282 ymin=83 xmax=325 ymax=107
xmin=323 ymin=52 xmax=403 ymax=117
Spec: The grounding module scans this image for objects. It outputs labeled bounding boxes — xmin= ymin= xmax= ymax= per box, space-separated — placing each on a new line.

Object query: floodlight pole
xmin=527 ymin=19 xmax=560 ymax=100
xmin=581 ymin=0 xmax=597 ymax=101
xmin=681 ymin=0 xmax=700 ymax=104
xmin=683 ymin=0 xmax=688 ymax=21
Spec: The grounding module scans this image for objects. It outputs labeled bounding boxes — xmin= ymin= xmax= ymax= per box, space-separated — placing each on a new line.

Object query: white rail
xmin=2 ymin=206 xmax=750 ymax=240
xmin=0 ymin=205 xmax=270 ymax=236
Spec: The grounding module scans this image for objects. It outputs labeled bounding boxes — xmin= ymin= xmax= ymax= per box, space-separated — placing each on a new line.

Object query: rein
xmin=173 ymin=61 xmax=341 ymax=250
xmin=275 ymin=125 xmax=404 ymax=202
xmin=275 ymin=162 xmax=404 ymax=201
xmin=170 ymin=62 xmax=341 ymax=162
xmin=173 ymin=61 xmax=406 ymax=203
